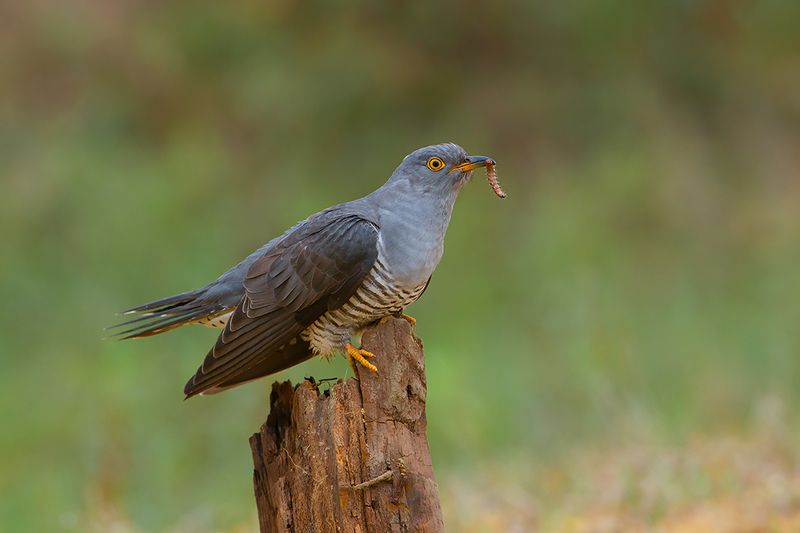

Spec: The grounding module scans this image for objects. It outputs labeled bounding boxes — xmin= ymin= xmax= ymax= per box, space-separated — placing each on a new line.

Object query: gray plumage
xmin=113 ymin=143 xmax=499 ymax=397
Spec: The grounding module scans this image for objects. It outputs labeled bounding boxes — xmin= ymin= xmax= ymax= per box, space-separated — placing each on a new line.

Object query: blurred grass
xmin=2 ymin=0 xmax=800 ymax=530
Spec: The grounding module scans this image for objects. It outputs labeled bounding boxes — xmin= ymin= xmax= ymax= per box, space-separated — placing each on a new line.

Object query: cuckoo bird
xmin=112 ymin=143 xmax=505 ymax=397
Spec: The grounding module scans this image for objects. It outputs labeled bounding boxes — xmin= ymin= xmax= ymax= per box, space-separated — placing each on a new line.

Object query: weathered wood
xmin=250 ymin=316 xmax=444 ymax=533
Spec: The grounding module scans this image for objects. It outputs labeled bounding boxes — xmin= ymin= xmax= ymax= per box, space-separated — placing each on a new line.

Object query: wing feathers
xmin=197 ymin=338 xmax=314 ymax=395
xmin=183 ymin=213 xmax=379 ymax=397
xmin=189 ymin=320 xmax=303 ymax=393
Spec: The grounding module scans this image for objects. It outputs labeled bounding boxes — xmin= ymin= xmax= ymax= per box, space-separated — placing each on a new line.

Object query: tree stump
xmin=249 ymin=316 xmax=444 ymax=533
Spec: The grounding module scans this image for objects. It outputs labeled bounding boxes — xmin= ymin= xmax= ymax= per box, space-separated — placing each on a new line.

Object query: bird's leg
xmin=346 ymin=342 xmax=378 ymax=374
xmin=393 ymin=310 xmax=417 ymax=326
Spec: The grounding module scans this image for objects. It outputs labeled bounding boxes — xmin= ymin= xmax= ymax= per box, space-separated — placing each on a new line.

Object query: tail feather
xmin=108 ymin=307 xmax=199 ymax=331
xmin=120 ymin=289 xmax=203 ymax=315
xmin=110 ymin=288 xmax=232 ymax=339
xmin=116 ymin=309 xmax=215 ymax=339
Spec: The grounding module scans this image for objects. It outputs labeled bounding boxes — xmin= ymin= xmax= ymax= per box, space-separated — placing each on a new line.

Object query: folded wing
xmin=184 ymin=212 xmax=379 ymax=397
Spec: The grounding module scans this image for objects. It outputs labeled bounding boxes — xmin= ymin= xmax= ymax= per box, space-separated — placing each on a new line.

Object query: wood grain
xmin=250 ymin=316 xmax=443 ymax=532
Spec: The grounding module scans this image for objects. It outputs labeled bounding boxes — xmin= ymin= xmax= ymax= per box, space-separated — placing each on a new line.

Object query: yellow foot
xmin=399 ymin=313 xmax=416 ymax=326
xmin=346 ymin=342 xmax=378 ymax=375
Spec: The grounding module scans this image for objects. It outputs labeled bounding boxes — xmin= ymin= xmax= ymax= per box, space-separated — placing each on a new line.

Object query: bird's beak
xmin=448 ymin=155 xmax=495 ymax=173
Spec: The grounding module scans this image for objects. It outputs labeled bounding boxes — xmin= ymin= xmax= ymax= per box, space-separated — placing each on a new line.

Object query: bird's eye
xmin=426 ymin=157 xmax=445 ymax=171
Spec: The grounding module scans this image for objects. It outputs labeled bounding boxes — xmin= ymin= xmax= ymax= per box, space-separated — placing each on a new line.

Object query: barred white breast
xmin=300 ymin=254 xmax=427 ymax=356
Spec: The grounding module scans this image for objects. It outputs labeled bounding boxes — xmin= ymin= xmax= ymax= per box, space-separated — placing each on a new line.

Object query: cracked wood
xmin=250 ymin=316 xmax=444 ymax=532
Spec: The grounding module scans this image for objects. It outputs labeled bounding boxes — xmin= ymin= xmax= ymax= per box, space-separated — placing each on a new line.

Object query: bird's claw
xmin=396 ymin=312 xmax=416 ymax=326
xmin=346 ymin=343 xmax=379 ymax=375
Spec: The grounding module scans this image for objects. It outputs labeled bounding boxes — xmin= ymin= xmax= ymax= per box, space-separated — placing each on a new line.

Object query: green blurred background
xmin=2 ymin=1 xmax=800 ymax=531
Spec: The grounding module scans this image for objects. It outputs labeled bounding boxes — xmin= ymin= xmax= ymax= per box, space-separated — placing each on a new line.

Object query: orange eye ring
xmin=426 ymin=156 xmax=445 ymax=172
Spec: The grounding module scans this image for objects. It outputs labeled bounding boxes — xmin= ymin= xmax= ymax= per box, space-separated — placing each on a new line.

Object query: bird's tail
xmin=108 ymin=288 xmax=231 ymax=339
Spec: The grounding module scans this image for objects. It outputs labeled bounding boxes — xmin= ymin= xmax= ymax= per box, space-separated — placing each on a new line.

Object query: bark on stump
xmin=249 ymin=316 xmax=444 ymax=533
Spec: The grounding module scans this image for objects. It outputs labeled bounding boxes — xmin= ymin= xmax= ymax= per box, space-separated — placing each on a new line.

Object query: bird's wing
xmin=184 ymin=212 xmax=379 ymax=396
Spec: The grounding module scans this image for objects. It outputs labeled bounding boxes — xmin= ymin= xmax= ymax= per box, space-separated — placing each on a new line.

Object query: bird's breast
xmin=301 ymin=255 xmax=428 ymax=355
xmin=376 ymin=202 xmax=450 ymax=288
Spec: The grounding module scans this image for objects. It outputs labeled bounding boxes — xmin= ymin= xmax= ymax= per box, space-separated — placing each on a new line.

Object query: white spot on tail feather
xmin=194 ymin=310 xmax=233 ymax=329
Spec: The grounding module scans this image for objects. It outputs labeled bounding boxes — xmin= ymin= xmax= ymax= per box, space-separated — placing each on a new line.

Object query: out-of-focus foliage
xmin=2 ymin=1 xmax=799 ymax=530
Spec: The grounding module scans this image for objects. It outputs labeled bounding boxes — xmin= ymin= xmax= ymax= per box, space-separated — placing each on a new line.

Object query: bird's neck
xmin=365 ymin=179 xmax=459 ymax=287
xmin=369 ymin=177 xmax=459 ymax=228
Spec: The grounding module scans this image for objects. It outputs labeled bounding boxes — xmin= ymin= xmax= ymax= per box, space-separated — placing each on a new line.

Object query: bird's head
xmin=389 ymin=143 xmax=503 ymax=198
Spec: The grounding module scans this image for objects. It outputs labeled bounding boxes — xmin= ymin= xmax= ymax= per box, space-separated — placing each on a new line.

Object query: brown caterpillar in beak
xmin=485 ymin=160 xmax=507 ymax=198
